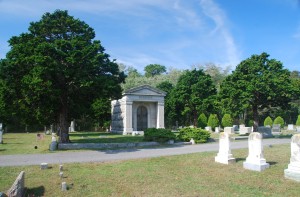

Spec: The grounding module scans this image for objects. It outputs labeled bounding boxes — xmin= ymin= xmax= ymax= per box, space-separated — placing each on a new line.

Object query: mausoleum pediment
xmin=124 ymin=85 xmax=166 ymax=96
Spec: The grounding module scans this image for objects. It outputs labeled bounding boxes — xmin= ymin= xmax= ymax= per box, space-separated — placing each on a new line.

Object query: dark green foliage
xmin=171 ymin=69 xmax=217 ymax=127
xmin=274 ymin=116 xmax=284 ymax=128
xmin=296 ymin=115 xmax=300 ymax=126
xmin=178 ymin=127 xmax=211 ymax=143
xmin=0 ymin=10 xmax=125 ymax=142
xmin=220 ymin=53 xmax=293 ymax=131
xmin=207 ymin=114 xmax=219 ymax=129
xmin=248 ymin=120 xmax=254 ymax=127
xmin=221 ymin=114 xmax=233 ymax=127
xmin=156 ymin=81 xmax=174 ymax=128
xmin=198 ymin=113 xmax=207 ymax=129
xmin=144 ymin=64 xmax=166 ymax=77
xmin=144 ymin=128 xmax=176 ymax=142
xmin=264 ymin=116 xmax=273 ymax=126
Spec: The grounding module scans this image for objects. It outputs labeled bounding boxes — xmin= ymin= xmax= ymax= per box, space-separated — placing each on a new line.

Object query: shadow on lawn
xmin=235 ymin=158 xmax=277 ymax=166
xmin=70 ymin=136 xmax=144 ymax=144
xmin=69 ymin=132 xmax=115 ymax=137
xmin=26 ymin=185 xmax=45 ymax=197
xmin=103 ymin=148 xmax=141 ymax=154
xmin=235 ymin=158 xmax=246 ymax=163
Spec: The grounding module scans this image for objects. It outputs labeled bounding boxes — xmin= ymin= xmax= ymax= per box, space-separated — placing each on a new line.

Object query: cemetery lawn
xmin=0 ymin=143 xmax=298 ymax=196
xmin=0 ymin=132 xmax=145 ymax=155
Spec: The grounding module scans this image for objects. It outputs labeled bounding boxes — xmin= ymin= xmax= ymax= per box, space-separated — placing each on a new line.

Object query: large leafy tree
xmin=172 ymin=69 xmax=216 ymax=127
xmin=156 ymin=81 xmax=174 ymax=128
xmin=220 ymin=52 xmax=293 ymax=131
xmin=144 ymin=64 xmax=166 ymax=77
xmin=0 ymin=10 xmax=125 ymax=142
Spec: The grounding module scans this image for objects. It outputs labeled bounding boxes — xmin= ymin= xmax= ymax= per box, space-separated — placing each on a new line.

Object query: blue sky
xmin=1 ymin=0 xmax=300 ymax=72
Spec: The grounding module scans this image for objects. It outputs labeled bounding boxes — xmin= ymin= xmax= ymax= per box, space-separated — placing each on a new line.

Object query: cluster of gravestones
xmin=40 ymin=163 xmax=67 ymax=191
xmin=215 ymin=132 xmax=300 ymax=182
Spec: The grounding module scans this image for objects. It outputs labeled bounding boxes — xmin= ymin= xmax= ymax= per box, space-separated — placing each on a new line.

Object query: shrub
xmin=144 ymin=128 xmax=176 ymax=142
xmin=198 ymin=113 xmax=207 ymax=129
xmin=248 ymin=120 xmax=254 ymax=127
xmin=178 ymin=127 xmax=210 ymax=143
xmin=264 ymin=116 xmax=273 ymax=127
xmin=221 ymin=114 xmax=233 ymax=127
xmin=274 ymin=116 xmax=284 ymax=128
xmin=207 ymin=114 xmax=219 ymax=129
xmin=296 ymin=115 xmax=300 ymax=126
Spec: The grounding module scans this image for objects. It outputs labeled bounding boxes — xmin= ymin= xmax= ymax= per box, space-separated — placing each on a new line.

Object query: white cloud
xmin=0 ymin=0 xmax=241 ymax=70
xmin=199 ymin=0 xmax=240 ymax=67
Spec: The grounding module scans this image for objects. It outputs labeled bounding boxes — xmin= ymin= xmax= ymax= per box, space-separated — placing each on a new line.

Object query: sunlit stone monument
xmin=111 ymin=85 xmax=166 ymax=135
xmin=215 ymin=132 xmax=236 ymax=164
xmin=284 ymin=134 xmax=300 ymax=182
xmin=243 ymin=132 xmax=269 ymax=172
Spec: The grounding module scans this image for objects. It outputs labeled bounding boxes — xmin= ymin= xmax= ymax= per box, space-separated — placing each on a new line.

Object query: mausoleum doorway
xmin=137 ymin=106 xmax=148 ymax=131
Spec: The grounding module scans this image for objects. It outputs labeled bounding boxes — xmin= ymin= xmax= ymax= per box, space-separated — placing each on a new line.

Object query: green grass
xmin=0 ymin=132 xmax=52 ymax=155
xmin=0 ymin=132 xmax=146 ymax=155
xmin=69 ymin=132 xmax=144 ymax=143
xmin=0 ymin=144 xmax=298 ymax=196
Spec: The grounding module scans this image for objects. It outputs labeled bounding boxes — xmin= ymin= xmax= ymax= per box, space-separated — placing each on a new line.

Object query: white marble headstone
xmin=215 ymin=132 xmax=235 ymax=164
xmin=205 ymin=126 xmax=212 ymax=132
xmin=243 ymin=132 xmax=269 ymax=171
xmin=224 ymin=127 xmax=234 ymax=134
xmin=284 ymin=134 xmax=300 ymax=182
xmin=215 ymin=127 xmax=220 ymax=133
xmin=287 ymin=124 xmax=294 ymax=131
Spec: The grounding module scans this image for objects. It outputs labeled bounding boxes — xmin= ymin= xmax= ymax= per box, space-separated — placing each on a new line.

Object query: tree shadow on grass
xmin=0 ymin=149 xmax=5 ymax=151
xmin=235 ymin=158 xmax=246 ymax=163
xmin=103 ymin=148 xmax=141 ymax=154
xmin=268 ymin=161 xmax=277 ymax=166
xmin=26 ymin=185 xmax=45 ymax=196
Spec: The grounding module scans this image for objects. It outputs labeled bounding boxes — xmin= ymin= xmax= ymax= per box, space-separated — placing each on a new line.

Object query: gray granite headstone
xmin=258 ymin=126 xmax=273 ymax=138
xmin=272 ymin=124 xmax=281 ymax=132
xmin=233 ymin=125 xmax=238 ymax=131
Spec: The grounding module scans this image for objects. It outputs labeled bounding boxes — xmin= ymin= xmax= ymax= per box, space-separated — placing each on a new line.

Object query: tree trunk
xmin=252 ymin=105 xmax=259 ymax=132
xmin=193 ymin=110 xmax=198 ymax=128
xmin=58 ymin=95 xmax=70 ymax=143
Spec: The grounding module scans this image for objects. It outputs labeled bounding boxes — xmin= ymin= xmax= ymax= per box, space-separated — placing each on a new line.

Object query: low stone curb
xmin=58 ymin=141 xmax=192 ymax=150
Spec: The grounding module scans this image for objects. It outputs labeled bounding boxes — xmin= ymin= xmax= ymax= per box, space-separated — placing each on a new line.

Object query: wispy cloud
xmin=0 ymin=0 xmax=240 ymax=70
xmin=199 ymin=0 xmax=240 ymax=67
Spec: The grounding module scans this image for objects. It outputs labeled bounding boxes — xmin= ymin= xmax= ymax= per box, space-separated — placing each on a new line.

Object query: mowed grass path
xmin=0 ymin=143 xmax=298 ymax=196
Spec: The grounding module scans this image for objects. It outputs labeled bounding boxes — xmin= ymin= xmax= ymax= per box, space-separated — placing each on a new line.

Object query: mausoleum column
xmin=123 ymin=101 xmax=133 ymax=134
xmin=157 ymin=102 xmax=165 ymax=128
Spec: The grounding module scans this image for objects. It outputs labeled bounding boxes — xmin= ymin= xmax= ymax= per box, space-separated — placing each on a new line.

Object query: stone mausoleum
xmin=111 ymin=85 xmax=166 ymax=134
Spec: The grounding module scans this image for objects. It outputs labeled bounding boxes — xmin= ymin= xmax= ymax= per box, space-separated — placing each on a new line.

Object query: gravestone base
xmin=284 ymin=168 xmax=300 ymax=182
xmin=243 ymin=161 xmax=270 ymax=172
xmin=215 ymin=154 xmax=236 ymax=164
xmin=284 ymin=162 xmax=300 ymax=182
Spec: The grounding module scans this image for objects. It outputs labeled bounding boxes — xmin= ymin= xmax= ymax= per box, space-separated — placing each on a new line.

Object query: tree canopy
xmin=170 ymin=69 xmax=217 ymax=127
xmin=0 ymin=10 xmax=125 ymax=142
xmin=144 ymin=64 xmax=166 ymax=77
xmin=219 ymin=52 xmax=293 ymax=131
